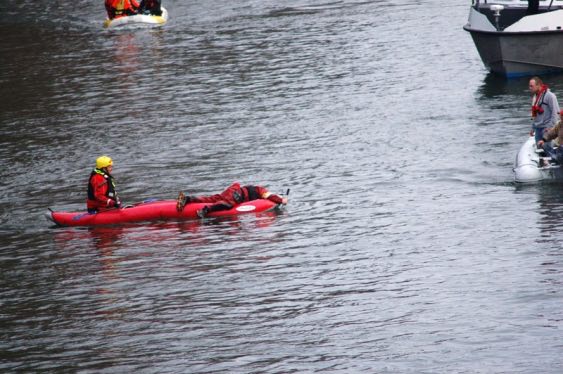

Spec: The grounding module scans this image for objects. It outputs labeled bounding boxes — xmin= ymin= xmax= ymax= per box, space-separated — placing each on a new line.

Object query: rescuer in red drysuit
xmin=176 ymin=182 xmax=288 ymax=217
xmin=105 ymin=0 xmax=140 ymax=20
xmin=87 ymin=156 xmax=121 ymax=213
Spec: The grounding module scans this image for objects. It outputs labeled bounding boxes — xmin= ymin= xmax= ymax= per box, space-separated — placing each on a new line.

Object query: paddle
xmin=276 ymin=188 xmax=290 ymax=207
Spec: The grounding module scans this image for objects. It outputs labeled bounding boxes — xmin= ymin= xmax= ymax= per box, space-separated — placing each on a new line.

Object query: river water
xmin=1 ymin=0 xmax=563 ymax=372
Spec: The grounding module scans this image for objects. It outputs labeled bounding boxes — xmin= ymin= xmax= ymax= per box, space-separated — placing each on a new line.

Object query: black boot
xmin=197 ymin=206 xmax=209 ymax=218
xmin=176 ymin=192 xmax=186 ymax=212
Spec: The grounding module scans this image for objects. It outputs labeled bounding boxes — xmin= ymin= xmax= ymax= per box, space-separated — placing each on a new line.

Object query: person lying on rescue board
xmin=87 ymin=156 xmax=121 ymax=213
xmin=176 ymin=182 xmax=288 ymax=218
xmin=537 ymin=110 xmax=563 ymax=166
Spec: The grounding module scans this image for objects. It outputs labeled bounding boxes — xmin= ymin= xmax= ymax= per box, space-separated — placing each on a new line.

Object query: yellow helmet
xmin=96 ymin=156 xmax=113 ymax=169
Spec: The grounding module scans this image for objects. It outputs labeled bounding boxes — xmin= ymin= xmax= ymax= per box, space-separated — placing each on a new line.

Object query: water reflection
xmin=536 ymin=186 xmax=563 ymax=240
xmin=111 ymin=33 xmax=141 ymax=84
xmin=514 ymin=183 xmax=563 ymax=239
xmin=48 ymin=210 xmax=285 ymax=318
xmin=51 ymin=210 xmax=284 ymax=253
xmin=513 ymin=184 xmax=563 ymax=331
xmin=478 ymin=73 xmax=530 ymax=99
xmin=478 ymin=72 xmax=563 ymax=100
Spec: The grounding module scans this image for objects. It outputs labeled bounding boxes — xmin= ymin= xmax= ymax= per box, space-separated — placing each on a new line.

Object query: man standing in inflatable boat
xmin=528 ymin=76 xmax=560 ymax=146
xmin=176 ymin=182 xmax=288 ymax=218
xmin=105 ymin=0 xmax=162 ymax=20
xmin=87 ymin=156 xmax=121 ymax=213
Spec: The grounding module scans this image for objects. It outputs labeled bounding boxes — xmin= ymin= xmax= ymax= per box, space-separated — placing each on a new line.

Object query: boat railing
xmin=472 ymin=0 xmax=563 ymax=30
xmin=474 ymin=0 xmax=563 ymax=5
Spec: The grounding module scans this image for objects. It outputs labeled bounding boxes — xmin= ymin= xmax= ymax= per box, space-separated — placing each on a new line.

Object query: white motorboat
xmin=104 ymin=6 xmax=168 ymax=29
xmin=514 ymin=136 xmax=563 ymax=182
xmin=463 ymin=0 xmax=563 ymax=77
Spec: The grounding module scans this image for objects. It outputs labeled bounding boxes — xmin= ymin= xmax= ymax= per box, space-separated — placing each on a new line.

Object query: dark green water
xmin=1 ymin=0 xmax=563 ymax=372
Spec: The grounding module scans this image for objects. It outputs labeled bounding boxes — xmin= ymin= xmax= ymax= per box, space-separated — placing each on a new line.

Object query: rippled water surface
xmin=1 ymin=0 xmax=563 ymax=372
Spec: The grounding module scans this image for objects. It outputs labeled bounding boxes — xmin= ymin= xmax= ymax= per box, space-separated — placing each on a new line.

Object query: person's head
xmin=529 ymin=76 xmax=543 ymax=94
xmin=96 ymin=155 xmax=113 ymax=173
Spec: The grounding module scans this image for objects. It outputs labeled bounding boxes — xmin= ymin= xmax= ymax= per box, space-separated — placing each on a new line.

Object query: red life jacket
xmin=87 ymin=169 xmax=118 ymax=212
xmin=241 ymin=185 xmax=261 ymax=201
xmin=532 ymin=84 xmax=548 ymax=118
xmin=240 ymin=185 xmax=283 ymax=204
xmin=221 ymin=184 xmax=263 ymax=204
xmin=105 ymin=0 xmax=140 ymax=19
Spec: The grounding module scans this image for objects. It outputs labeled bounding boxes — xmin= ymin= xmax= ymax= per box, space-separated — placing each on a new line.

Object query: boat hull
xmin=104 ymin=7 xmax=168 ymax=28
xmin=464 ymin=6 xmax=563 ymax=77
xmin=465 ymin=28 xmax=563 ymax=77
xmin=47 ymin=199 xmax=280 ymax=227
xmin=514 ymin=136 xmax=563 ymax=183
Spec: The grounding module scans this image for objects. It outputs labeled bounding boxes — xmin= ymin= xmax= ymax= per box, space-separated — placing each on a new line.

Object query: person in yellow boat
xmin=139 ymin=0 xmax=162 ymax=16
xmin=105 ymin=0 xmax=140 ymax=20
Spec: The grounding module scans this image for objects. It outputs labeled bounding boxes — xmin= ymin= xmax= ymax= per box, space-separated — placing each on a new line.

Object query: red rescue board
xmin=47 ymin=199 xmax=280 ymax=227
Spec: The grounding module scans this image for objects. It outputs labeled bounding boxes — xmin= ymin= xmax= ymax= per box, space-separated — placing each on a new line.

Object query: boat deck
xmin=473 ymin=1 xmax=563 ymax=30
